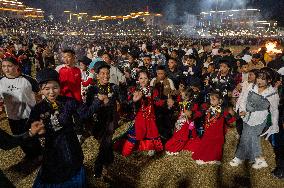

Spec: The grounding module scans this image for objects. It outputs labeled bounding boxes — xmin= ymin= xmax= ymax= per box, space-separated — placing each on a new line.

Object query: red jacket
xmin=58 ymin=66 xmax=82 ymax=102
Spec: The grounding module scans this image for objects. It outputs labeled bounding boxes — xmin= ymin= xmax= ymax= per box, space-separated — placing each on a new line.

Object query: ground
xmin=1 ymin=112 xmax=284 ymax=188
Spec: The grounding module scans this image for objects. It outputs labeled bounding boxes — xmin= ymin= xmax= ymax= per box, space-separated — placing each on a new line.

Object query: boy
xmin=79 ymin=61 xmax=125 ymax=178
xmin=56 ymin=49 xmax=82 ymax=102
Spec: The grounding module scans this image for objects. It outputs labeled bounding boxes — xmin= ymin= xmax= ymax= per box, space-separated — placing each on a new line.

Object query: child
xmin=150 ymin=65 xmax=177 ymax=142
xmin=121 ymin=70 xmax=163 ymax=157
xmin=165 ymin=87 xmax=202 ymax=155
xmin=230 ymin=69 xmax=279 ymax=169
xmin=185 ymin=92 xmax=236 ymax=164
xmin=79 ymin=56 xmax=94 ymax=102
xmin=30 ymin=68 xmax=86 ymax=187
xmin=79 ymin=61 xmax=124 ymax=178
xmin=234 ymin=60 xmax=249 ymax=85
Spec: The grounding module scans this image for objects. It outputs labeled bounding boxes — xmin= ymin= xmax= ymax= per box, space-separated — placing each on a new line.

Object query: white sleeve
xmin=268 ymin=93 xmax=280 ymax=133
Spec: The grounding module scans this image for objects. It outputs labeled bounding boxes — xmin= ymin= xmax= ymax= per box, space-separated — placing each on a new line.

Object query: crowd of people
xmin=0 ymin=17 xmax=284 ymax=187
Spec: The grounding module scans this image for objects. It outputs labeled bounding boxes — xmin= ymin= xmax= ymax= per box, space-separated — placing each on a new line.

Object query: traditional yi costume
xmin=185 ymin=104 xmax=236 ymax=163
xmin=120 ymin=85 xmax=163 ymax=157
xmin=165 ymin=98 xmax=202 ymax=155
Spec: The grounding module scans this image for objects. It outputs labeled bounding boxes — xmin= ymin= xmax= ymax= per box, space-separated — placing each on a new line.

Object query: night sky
xmin=21 ymin=0 xmax=284 ymax=26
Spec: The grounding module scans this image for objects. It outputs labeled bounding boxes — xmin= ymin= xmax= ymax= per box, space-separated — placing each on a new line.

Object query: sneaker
xmin=229 ymin=157 xmax=243 ymax=167
xmin=147 ymin=150 xmax=155 ymax=156
xmin=252 ymin=158 xmax=268 ymax=169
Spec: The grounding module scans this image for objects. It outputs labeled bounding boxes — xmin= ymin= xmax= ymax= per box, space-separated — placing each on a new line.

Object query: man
xmin=56 ymin=49 xmax=82 ymax=102
xmin=79 ymin=61 xmax=125 ymax=178
xmin=102 ymin=52 xmax=125 ymax=86
xmin=0 ymin=57 xmax=42 ymax=160
xmin=166 ymin=58 xmax=182 ymax=89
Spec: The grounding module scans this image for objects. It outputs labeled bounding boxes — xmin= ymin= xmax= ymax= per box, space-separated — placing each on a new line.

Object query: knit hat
xmin=2 ymin=56 xmax=19 ymax=66
xmin=36 ymin=68 xmax=59 ymax=85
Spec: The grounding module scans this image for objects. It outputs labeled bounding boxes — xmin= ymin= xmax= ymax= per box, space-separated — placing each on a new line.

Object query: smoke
xmin=200 ymin=0 xmax=250 ymax=11
xmin=163 ymin=0 xmax=178 ymax=24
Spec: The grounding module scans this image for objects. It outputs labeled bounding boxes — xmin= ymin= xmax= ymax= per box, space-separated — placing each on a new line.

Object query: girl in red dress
xmin=165 ymin=88 xmax=202 ymax=155
xmin=121 ymin=70 xmax=163 ymax=157
xmin=184 ymin=92 xmax=236 ymax=164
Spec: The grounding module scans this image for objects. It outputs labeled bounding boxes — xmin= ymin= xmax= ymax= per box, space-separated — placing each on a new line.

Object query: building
xmin=0 ymin=0 xmax=44 ymax=19
xmin=197 ymin=9 xmax=278 ymax=37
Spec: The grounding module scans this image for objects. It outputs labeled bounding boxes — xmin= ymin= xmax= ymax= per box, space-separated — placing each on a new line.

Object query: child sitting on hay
xmin=184 ymin=91 xmax=236 ymax=165
xmin=165 ymin=86 xmax=202 ymax=155
xmin=117 ymin=70 xmax=164 ymax=157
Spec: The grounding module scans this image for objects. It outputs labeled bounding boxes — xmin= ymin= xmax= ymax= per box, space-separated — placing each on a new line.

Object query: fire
xmin=258 ymin=42 xmax=282 ymax=54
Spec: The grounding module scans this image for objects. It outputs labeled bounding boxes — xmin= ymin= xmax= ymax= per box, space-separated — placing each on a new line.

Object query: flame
xmin=259 ymin=42 xmax=282 ymax=54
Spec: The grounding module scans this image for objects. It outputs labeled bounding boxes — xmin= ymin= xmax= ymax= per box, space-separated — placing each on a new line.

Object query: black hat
xmin=93 ymin=61 xmax=110 ymax=73
xmin=36 ymin=68 xmax=59 ymax=85
xmin=78 ymin=56 xmax=92 ymax=66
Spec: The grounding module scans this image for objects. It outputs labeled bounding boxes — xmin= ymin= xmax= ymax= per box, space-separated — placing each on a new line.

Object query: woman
xmin=230 ymin=68 xmax=279 ymax=169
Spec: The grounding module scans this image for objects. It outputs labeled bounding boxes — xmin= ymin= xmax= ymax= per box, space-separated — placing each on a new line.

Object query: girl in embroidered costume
xmin=165 ymin=88 xmax=202 ymax=155
xmin=120 ymin=70 xmax=163 ymax=157
xmin=29 ymin=68 xmax=86 ymax=188
xmin=184 ymin=92 xmax=236 ymax=164
xmin=230 ymin=69 xmax=279 ymax=169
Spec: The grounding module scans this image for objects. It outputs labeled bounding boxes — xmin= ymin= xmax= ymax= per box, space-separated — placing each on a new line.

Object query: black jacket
xmin=26 ymin=96 xmax=83 ymax=183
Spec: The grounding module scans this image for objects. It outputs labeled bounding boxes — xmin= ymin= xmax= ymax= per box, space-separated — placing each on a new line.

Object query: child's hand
xmin=167 ymin=98 xmax=175 ymax=108
xmin=30 ymin=120 xmax=45 ymax=135
xmin=98 ymin=94 xmax=107 ymax=101
xmin=133 ymin=91 xmax=143 ymax=102
xmin=103 ymin=97 xmax=109 ymax=105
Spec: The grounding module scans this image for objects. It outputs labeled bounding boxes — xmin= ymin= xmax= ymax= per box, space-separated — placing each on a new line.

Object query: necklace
xmin=98 ymin=82 xmax=113 ymax=97
xmin=139 ymin=85 xmax=151 ymax=97
xmin=204 ymin=105 xmax=222 ymax=129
